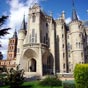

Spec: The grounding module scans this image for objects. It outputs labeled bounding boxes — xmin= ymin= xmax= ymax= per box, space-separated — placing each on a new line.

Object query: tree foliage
xmin=0 ymin=15 xmax=10 ymax=60
xmin=6 ymin=65 xmax=24 ymax=88
xmin=39 ymin=76 xmax=62 ymax=87
xmin=74 ymin=64 xmax=88 ymax=88
xmin=0 ymin=52 xmax=3 ymax=60
xmin=0 ymin=15 xmax=10 ymax=37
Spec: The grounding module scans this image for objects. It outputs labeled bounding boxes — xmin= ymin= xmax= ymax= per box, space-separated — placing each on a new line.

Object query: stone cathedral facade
xmin=1 ymin=3 xmax=88 ymax=77
xmin=16 ymin=3 xmax=88 ymax=77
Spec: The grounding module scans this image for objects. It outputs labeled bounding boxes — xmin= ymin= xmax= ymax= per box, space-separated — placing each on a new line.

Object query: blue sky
xmin=0 ymin=0 xmax=88 ymax=20
xmin=0 ymin=0 xmax=88 ymax=59
xmin=41 ymin=0 xmax=88 ymax=20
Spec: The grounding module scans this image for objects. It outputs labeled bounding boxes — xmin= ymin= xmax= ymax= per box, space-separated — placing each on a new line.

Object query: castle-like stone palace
xmin=0 ymin=3 xmax=88 ymax=77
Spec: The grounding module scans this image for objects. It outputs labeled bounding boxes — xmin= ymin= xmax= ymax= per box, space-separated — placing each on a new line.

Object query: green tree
xmin=0 ymin=52 xmax=3 ymax=60
xmin=39 ymin=76 xmax=62 ymax=87
xmin=0 ymin=15 xmax=10 ymax=60
xmin=0 ymin=16 xmax=10 ymax=37
xmin=6 ymin=65 xmax=24 ymax=88
xmin=74 ymin=64 xmax=88 ymax=88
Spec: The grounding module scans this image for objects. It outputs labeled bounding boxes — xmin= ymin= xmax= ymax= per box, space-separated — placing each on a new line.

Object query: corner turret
xmin=13 ymin=29 xmax=17 ymax=38
xmin=16 ymin=15 xmax=27 ymax=65
xmin=72 ymin=0 xmax=78 ymax=21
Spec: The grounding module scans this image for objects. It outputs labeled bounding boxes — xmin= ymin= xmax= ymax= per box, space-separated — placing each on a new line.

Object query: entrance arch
xmin=23 ymin=49 xmax=37 ymax=58
xmin=30 ymin=58 xmax=36 ymax=72
xmin=42 ymin=52 xmax=53 ymax=75
xmin=47 ymin=55 xmax=53 ymax=74
xmin=23 ymin=49 xmax=37 ymax=72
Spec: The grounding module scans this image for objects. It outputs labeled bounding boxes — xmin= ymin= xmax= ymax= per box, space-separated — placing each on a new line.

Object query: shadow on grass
xmin=21 ymin=85 xmax=33 ymax=88
xmin=0 ymin=85 xmax=33 ymax=88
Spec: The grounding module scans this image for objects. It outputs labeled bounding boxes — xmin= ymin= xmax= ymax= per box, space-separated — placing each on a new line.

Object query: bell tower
xmin=27 ymin=3 xmax=41 ymax=44
xmin=7 ymin=29 xmax=17 ymax=60
xmin=69 ymin=0 xmax=85 ymax=71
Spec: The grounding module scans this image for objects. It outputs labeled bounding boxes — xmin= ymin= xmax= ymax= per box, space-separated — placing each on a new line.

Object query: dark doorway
xmin=30 ymin=58 xmax=36 ymax=72
xmin=43 ymin=54 xmax=53 ymax=75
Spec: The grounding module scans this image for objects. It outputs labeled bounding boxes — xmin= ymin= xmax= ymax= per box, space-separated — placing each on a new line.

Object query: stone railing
xmin=23 ymin=43 xmax=48 ymax=49
xmin=56 ymin=73 xmax=74 ymax=78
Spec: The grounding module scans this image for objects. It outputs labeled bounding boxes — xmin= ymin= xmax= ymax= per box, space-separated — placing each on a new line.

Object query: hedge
xmin=63 ymin=80 xmax=76 ymax=88
xmin=39 ymin=76 xmax=62 ymax=87
xmin=74 ymin=64 xmax=88 ymax=88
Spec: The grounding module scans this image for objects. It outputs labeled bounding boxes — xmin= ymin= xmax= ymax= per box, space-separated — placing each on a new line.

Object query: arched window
xmin=30 ymin=59 xmax=36 ymax=72
xmin=32 ymin=13 xmax=36 ymax=22
xmin=46 ymin=23 xmax=48 ymax=27
xmin=63 ymin=53 xmax=65 ymax=58
xmin=76 ymin=42 xmax=78 ymax=47
xmin=62 ymin=34 xmax=64 ymax=38
xmin=79 ymin=42 xmax=81 ymax=48
xmin=30 ymin=34 xmax=31 ymax=43
xmin=79 ymin=34 xmax=81 ymax=37
xmin=30 ymin=29 xmax=37 ymax=43
xmin=46 ymin=33 xmax=48 ymax=40
xmin=63 ymin=44 xmax=64 ymax=48
xmin=46 ymin=33 xmax=48 ymax=45
xmin=32 ymin=29 xmax=35 ymax=37
xmin=35 ymin=34 xmax=37 ymax=43
xmin=44 ymin=37 xmax=46 ymax=43
xmin=63 ymin=63 xmax=65 ymax=69
xmin=47 ymin=55 xmax=53 ymax=74
xmin=32 ymin=29 xmax=35 ymax=43
xmin=62 ymin=25 xmax=64 ymax=29
xmin=81 ymin=52 xmax=83 ymax=57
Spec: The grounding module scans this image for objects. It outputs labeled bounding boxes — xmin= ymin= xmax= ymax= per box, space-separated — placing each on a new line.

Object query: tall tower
xmin=7 ymin=29 xmax=17 ymax=60
xmin=22 ymin=4 xmax=49 ymax=76
xmin=56 ymin=12 xmax=68 ymax=73
xmin=16 ymin=3 xmax=56 ymax=77
xmin=16 ymin=15 xmax=26 ymax=64
xmin=69 ymin=0 xmax=85 ymax=71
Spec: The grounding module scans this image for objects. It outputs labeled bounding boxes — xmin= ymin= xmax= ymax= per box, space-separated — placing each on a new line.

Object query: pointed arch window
xmin=32 ymin=29 xmax=35 ymax=37
xmin=63 ymin=63 xmax=65 ymax=69
xmin=79 ymin=42 xmax=81 ymax=48
xmin=35 ymin=34 xmax=37 ymax=43
xmin=76 ymin=42 xmax=78 ymax=47
xmin=30 ymin=58 xmax=36 ymax=72
xmin=30 ymin=34 xmax=31 ymax=43
xmin=81 ymin=52 xmax=83 ymax=57
xmin=32 ymin=13 xmax=36 ymax=22
xmin=32 ymin=29 xmax=35 ymax=43
xmin=62 ymin=34 xmax=64 ymax=38
xmin=46 ymin=33 xmax=48 ymax=45
xmin=62 ymin=25 xmax=64 ymax=29
xmin=30 ymin=29 xmax=37 ymax=43
xmin=44 ymin=37 xmax=46 ymax=43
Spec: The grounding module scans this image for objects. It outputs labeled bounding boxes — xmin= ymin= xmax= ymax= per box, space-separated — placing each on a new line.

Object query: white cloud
xmin=1 ymin=0 xmax=41 ymax=59
xmin=66 ymin=17 xmax=71 ymax=24
xmin=65 ymin=14 xmax=80 ymax=24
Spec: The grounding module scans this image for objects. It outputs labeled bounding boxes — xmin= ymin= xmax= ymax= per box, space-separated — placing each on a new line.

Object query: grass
xmin=0 ymin=81 xmax=63 ymax=88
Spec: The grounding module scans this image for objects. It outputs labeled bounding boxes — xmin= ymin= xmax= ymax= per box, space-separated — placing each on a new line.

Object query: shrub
xmin=39 ymin=76 xmax=62 ymax=87
xmin=0 ymin=73 xmax=7 ymax=86
xmin=74 ymin=64 xmax=88 ymax=88
xmin=6 ymin=65 xmax=24 ymax=88
xmin=63 ymin=80 xmax=76 ymax=88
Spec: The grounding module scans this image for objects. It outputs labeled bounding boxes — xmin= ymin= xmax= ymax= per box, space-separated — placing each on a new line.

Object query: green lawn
xmin=0 ymin=81 xmax=63 ymax=88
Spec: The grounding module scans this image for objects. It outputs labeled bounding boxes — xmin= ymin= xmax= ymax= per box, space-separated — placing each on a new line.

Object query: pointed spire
xmin=61 ymin=11 xmax=65 ymax=20
xmin=49 ymin=11 xmax=53 ymax=17
xmin=72 ymin=0 xmax=78 ymax=21
xmin=13 ymin=29 xmax=17 ymax=38
xmin=20 ymin=15 xmax=26 ymax=30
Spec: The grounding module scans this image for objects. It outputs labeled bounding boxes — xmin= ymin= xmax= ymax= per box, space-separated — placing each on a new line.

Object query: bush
xmin=63 ymin=80 xmax=76 ymax=88
xmin=6 ymin=65 xmax=24 ymax=88
xmin=39 ymin=76 xmax=62 ymax=87
xmin=0 ymin=72 xmax=7 ymax=86
xmin=74 ymin=64 xmax=88 ymax=88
